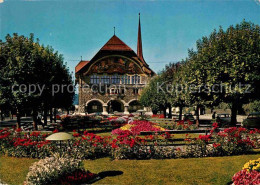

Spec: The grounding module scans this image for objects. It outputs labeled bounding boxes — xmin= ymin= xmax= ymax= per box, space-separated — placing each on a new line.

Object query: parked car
xmin=216 ymin=113 xmax=231 ymax=127
xmin=183 ymin=113 xmax=195 ymax=123
xmin=242 ymin=112 xmax=260 ymax=129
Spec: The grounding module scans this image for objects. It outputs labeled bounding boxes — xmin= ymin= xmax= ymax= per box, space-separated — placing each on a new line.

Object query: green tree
xmin=140 ymin=75 xmax=169 ymax=117
xmin=0 ymin=33 xmax=74 ymax=129
xmin=188 ymin=20 xmax=260 ymax=125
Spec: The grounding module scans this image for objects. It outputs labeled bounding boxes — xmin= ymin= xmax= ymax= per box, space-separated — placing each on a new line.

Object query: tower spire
xmin=137 ymin=13 xmax=144 ymax=62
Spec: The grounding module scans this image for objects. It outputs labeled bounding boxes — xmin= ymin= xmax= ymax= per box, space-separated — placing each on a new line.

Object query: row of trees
xmin=0 ymin=33 xmax=74 ymax=129
xmin=140 ymin=20 xmax=260 ymax=125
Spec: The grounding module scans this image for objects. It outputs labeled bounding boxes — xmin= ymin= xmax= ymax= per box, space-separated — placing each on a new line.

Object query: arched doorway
xmin=107 ymin=100 xmax=124 ymax=113
xmin=86 ymin=100 xmax=103 ymax=114
xmin=129 ymin=100 xmax=143 ymax=113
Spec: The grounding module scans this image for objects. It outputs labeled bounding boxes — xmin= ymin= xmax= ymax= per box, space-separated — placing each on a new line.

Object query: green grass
xmin=0 ymin=157 xmax=38 ymax=185
xmin=1 ymin=153 xmax=260 ymax=185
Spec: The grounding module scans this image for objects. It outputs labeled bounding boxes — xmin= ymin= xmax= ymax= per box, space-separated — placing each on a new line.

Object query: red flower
xmin=213 ymin=143 xmax=221 ymax=148
xmin=73 ymin=133 xmax=80 ymax=137
xmin=53 ymin=129 xmax=59 ymax=133
xmin=111 ymin=143 xmax=118 ymax=148
xmin=212 ymin=122 xmax=218 ymax=128
xmin=16 ymin=128 xmax=22 ymax=132
xmin=198 ymin=135 xmax=211 ymax=142
xmin=232 ymin=169 xmax=260 ymax=185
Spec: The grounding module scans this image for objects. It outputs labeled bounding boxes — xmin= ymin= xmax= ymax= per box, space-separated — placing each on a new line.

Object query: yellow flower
xmin=242 ymin=158 xmax=260 ymax=172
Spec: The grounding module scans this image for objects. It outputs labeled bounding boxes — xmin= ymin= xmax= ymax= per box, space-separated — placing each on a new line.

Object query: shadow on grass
xmin=89 ymin=171 xmax=123 ymax=184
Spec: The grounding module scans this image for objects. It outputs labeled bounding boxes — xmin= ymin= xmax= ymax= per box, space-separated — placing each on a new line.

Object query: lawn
xmin=1 ymin=153 xmax=260 ymax=185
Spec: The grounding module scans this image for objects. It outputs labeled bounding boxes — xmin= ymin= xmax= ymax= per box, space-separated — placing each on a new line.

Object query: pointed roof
xmin=137 ymin=13 xmax=144 ymax=62
xmin=101 ymin=35 xmax=132 ymax=51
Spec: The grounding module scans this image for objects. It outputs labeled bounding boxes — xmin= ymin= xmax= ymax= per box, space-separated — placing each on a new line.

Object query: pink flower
xmin=232 ymin=169 xmax=260 ymax=185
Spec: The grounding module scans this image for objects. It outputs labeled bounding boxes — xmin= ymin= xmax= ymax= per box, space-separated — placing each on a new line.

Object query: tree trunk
xmin=43 ymin=105 xmax=48 ymax=126
xmin=231 ymin=101 xmax=237 ymax=126
xmin=152 ymin=110 xmax=158 ymax=115
xmin=50 ymin=108 xmax=53 ymax=123
xmin=0 ymin=110 xmax=3 ymax=121
xmin=196 ymin=105 xmax=200 ymax=127
xmin=54 ymin=108 xmax=57 ymax=123
xmin=32 ymin=109 xmax=38 ymax=131
xmin=168 ymin=105 xmax=172 ymax=118
xmin=16 ymin=109 xmax=21 ymax=129
xmin=179 ymin=106 xmax=183 ymax=121
xmin=163 ymin=107 xmax=167 ymax=118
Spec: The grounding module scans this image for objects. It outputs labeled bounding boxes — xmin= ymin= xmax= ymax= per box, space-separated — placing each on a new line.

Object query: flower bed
xmin=172 ymin=120 xmax=198 ymax=130
xmin=184 ymin=124 xmax=260 ymax=158
xmin=25 ymin=153 xmax=97 ymax=185
xmin=112 ymin=120 xmax=166 ymax=136
xmin=152 ymin=114 xmax=164 ymax=118
xmin=60 ymin=115 xmax=128 ymax=130
xmin=232 ymin=158 xmax=260 ymax=185
xmin=0 ymin=124 xmax=259 ymax=160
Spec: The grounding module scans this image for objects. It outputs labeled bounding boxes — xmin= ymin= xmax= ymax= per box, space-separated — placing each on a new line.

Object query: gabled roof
xmin=75 ymin=35 xmax=154 ymax=75
xmin=75 ymin=60 xmax=89 ymax=73
xmin=100 ymin=35 xmax=132 ymax=51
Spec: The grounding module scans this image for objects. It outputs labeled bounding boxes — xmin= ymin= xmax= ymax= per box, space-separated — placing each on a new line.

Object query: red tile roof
xmin=101 ymin=35 xmax=132 ymax=51
xmin=75 ymin=60 xmax=89 ymax=73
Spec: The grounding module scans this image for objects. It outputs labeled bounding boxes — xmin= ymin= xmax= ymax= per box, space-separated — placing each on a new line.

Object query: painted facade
xmin=75 ymin=14 xmax=155 ymax=114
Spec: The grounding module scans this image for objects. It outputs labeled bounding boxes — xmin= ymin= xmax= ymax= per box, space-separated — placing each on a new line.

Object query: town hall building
xmin=75 ymin=14 xmax=155 ymax=114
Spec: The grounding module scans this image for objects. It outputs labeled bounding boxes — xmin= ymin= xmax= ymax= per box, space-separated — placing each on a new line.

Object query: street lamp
xmin=46 ymin=132 xmax=74 ymax=155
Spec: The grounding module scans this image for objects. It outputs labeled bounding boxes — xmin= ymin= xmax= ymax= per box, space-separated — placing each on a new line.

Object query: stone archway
xmin=107 ymin=99 xmax=124 ymax=113
xmin=86 ymin=100 xmax=104 ymax=114
xmin=128 ymin=100 xmax=143 ymax=113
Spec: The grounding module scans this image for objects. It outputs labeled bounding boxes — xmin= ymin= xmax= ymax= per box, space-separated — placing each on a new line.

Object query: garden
xmin=0 ymin=114 xmax=260 ymax=184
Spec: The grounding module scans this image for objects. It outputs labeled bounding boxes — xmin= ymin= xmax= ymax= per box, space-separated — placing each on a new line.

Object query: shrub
xmin=25 ymin=153 xmax=96 ymax=185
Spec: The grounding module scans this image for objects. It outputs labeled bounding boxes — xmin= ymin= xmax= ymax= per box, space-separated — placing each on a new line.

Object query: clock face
xmin=88 ymin=57 xmax=143 ymax=74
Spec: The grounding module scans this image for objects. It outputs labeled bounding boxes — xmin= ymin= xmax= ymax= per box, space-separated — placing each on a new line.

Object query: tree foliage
xmin=0 ymin=33 xmax=74 ymax=129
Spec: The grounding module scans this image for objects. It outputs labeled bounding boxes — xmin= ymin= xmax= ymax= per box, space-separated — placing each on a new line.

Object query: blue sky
xmin=0 ymin=0 xmax=259 ymax=76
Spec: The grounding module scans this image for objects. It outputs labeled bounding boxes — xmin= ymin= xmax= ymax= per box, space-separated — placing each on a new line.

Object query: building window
xmin=90 ymin=74 xmax=100 ymax=84
xmin=101 ymin=75 xmax=110 ymax=84
xmin=133 ymin=88 xmax=139 ymax=94
xmin=131 ymin=75 xmax=140 ymax=84
xmin=110 ymin=89 xmax=115 ymax=94
xmin=128 ymin=76 xmax=130 ymax=84
xmin=121 ymin=75 xmax=130 ymax=84
xmin=111 ymin=75 xmax=120 ymax=84
xmin=121 ymin=76 xmax=124 ymax=84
